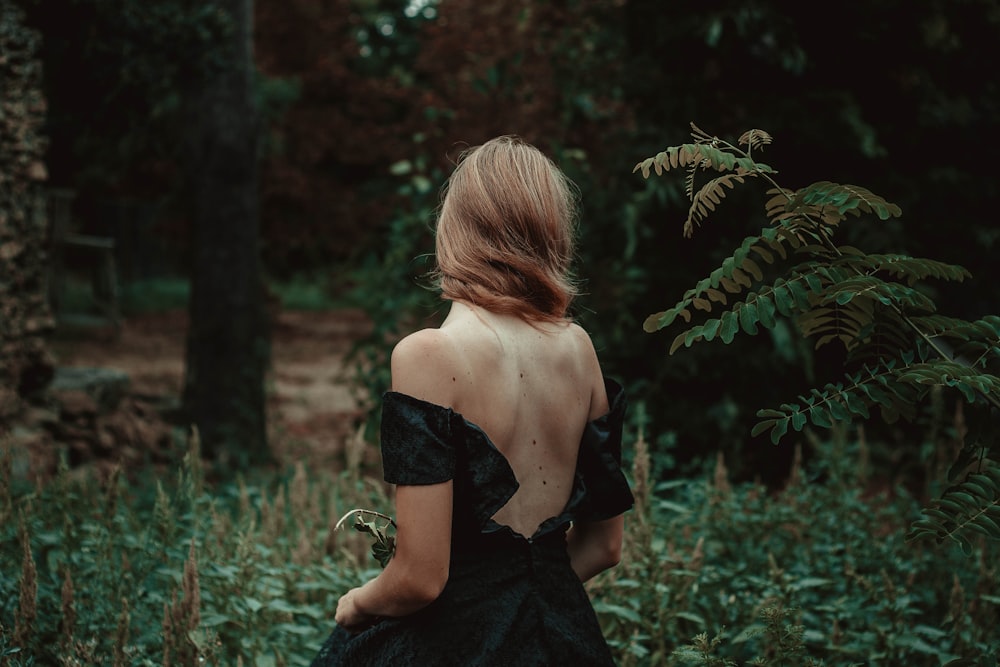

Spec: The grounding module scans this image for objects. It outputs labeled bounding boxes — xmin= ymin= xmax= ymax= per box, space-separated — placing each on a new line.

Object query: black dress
xmin=309 ymin=378 xmax=633 ymax=667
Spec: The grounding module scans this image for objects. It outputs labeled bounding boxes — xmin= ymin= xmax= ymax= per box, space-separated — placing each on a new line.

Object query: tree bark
xmin=182 ymin=0 xmax=269 ymax=467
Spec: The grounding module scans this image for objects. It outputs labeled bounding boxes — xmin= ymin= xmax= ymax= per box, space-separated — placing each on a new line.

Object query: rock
xmin=50 ymin=366 xmax=130 ymax=414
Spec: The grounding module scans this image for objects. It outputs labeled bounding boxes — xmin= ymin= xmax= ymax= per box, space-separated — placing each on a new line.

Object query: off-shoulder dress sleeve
xmin=572 ymin=377 xmax=634 ymax=522
xmin=379 ymin=392 xmax=457 ymax=485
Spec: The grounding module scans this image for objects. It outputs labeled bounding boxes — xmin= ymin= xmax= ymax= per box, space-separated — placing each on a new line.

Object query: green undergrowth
xmin=1 ymin=431 xmax=998 ymax=666
xmin=0 ymin=436 xmax=388 ymax=667
xmin=592 ymin=432 xmax=1000 ymax=667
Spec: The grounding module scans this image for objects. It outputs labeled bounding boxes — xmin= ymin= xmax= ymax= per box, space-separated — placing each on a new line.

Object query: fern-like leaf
xmin=911 ymin=315 xmax=1000 ymax=369
xmin=832 ymin=254 xmax=971 ymax=286
xmin=667 ymin=291 xmax=787 ymax=354
xmin=738 ymin=128 xmax=773 ymax=150
xmin=634 ymin=143 xmax=774 ymax=181
xmin=684 ymin=171 xmax=749 ymax=238
xmin=907 ymin=462 xmax=1000 ymax=554
xmin=818 ymin=275 xmax=937 ymax=312
xmin=751 ymin=360 xmax=931 ymax=443
xmin=848 ymin=310 xmax=917 ymax=364
xmin=895 ymin=361 xmax=1000 ymax=405
xmin=789 ymin=181 xmax=902 ymax=220
xmin=640 ymin=124 xmax=1000 ymax=549
xmin=644 ymin=230 xmax=800 ymax=333
xmin=796 ymin=299 xmax=875 ymax=351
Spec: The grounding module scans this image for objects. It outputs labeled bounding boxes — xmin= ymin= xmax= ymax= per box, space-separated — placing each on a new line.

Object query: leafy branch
xmin=635 ymin=123 xmax=1000 ymax=549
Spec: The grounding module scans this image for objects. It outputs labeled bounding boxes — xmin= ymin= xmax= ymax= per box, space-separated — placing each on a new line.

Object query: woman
xmin=310 ymin=136 xmax=633 ymax=666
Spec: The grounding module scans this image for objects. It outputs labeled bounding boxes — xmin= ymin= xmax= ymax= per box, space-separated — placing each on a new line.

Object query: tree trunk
xmin=182 ymin=0 xmax=269 ymax=467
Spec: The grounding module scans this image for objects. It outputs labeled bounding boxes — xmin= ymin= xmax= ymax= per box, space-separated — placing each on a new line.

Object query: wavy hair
xmin=432 ymin=136 xmax=579 ymax=322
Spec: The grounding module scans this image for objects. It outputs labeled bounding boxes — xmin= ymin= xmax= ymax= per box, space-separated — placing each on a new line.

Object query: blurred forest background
xmin=13 ymin=0 xmax=1000 ymax=480
xmin=2 ymin=0 xmax=1000 ymax=665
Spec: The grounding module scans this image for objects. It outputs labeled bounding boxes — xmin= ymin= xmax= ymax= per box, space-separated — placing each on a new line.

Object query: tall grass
xmin=1 ymin=427 xmax=997 ymax=665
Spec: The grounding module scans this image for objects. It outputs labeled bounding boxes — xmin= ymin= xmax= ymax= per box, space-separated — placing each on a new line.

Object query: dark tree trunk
xmin=182 ymin=0 xmax=269 ymax=467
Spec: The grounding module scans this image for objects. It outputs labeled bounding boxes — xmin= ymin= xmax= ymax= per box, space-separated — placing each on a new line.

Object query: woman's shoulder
xmin=392 ymin=327 xmax=454 ymax=361
xmin=564 ymin=321 xmax=598 ymax=352
xmin=390 ymin=328 xmax=462 ymax=407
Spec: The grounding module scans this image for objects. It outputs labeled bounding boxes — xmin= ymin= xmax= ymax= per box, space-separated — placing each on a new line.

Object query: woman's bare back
xmin=392 ymin=301 xmax=608 ymax=538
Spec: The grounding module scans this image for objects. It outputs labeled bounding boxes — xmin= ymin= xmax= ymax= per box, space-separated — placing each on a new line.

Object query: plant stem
xmin=335 ymin=508 xmax=397 ymax=531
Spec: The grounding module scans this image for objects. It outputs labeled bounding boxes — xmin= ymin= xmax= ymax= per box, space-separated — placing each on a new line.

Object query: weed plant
xmin=2 ymin=428 xmax=997 ymax=665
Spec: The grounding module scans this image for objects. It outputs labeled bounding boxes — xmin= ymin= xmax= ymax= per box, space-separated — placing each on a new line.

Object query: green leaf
xmin=593 ymin=601 xmax=642 ymax=623
xmin=674 ymin=611 xmax=706 ymax=627
xmin=772 ymin=284 xmax=794 ymax=316
xmin=808 ymin=404 xmax=832 ymax=428
xmin=738 ymin=303 xmax=759 ymax=335
xmin=684 ymin=328 xmax=704 ymax=347
xmin=756 ymin=295 xmax=776 ymax=328
xmin=701 ymin=318 xmax=722 ymax=342
xmin=770 ymin=417 xmax=789 ymax=444
xmin=720 ymin=310 xmax=739 ymax=344
xmin=790 ymin=577 xmax=833 ymax=590
xmin=828 ymin=398 xmax=849 ymax=421
xmin=200 ymin=613 xmax=232 ymax=628
xmin=787 ymin=279 xmax=812 ymax=310
xmin=804 ymin=272 xmax=824 ymax=293
xmin=791 ymin=410 xmax=807 ymax=431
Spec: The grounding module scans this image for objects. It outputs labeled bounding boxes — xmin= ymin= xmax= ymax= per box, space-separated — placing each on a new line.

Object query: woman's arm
xmin=566 ymin=514 xmax=624 ymax=582
xmin=336 ymin=481 xmax=453 ymax=629
xmin=335 ymin=328 xmax=459 ymax=631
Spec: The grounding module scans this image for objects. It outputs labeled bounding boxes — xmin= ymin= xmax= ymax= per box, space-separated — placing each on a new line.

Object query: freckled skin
xmin=398 ymin=300 xmax=610 ymax=538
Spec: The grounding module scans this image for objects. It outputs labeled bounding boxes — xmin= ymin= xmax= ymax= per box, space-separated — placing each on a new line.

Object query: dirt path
xmin=47 ymin=307 xmax=374 ymax=472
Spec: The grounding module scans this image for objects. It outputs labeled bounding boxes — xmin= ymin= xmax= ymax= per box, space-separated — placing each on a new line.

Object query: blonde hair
xmin=433 ymin=136 xmax=579 ymax=322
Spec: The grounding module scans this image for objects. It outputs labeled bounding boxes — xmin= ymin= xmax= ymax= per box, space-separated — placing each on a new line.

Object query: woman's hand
xmin=335 ymin=587 xmax=379 ymax=633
